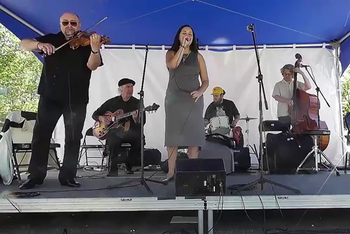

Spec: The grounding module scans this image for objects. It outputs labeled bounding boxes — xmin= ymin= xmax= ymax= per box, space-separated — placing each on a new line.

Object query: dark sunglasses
xmin=61 ymin=21 xmax=78 ymax=27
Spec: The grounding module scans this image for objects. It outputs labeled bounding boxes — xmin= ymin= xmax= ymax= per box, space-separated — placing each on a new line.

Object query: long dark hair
xmin=169 ymin=25 xmax=199 ymax=52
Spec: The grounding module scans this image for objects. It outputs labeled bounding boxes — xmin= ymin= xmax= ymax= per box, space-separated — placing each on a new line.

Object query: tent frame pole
xmin=332 ymin=42 xmax=346 ymax=163
xmin=340 ymin=30 xmax=350 ymax=44
xmin=0 ymin=4 xmax=44 ymax=36
xmin=103 ymin=43 xmax=330 ymax=50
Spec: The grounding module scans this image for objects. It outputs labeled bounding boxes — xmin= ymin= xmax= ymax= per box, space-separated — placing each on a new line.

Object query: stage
xmin=1 ymin=168 xmax=349 ymax=211
xmin=0 ymin=167 xmax=349 ymax=234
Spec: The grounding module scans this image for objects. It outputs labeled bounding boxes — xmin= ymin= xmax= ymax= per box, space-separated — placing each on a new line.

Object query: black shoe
xmin=124 ymin=163 xmax=134 ymax=174
xmin=19 ymin=179 xmax=43 ymax=190
xmin=59 ymin=178 xmax=81 ymax=187
xmin=107 ymin=170 xmax=119 ymax=177
xmin=125 ymin=168 xmax=134 ymax=174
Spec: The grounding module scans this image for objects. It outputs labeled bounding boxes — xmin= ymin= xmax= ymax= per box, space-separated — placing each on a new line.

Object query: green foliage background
xmin=0 ymin=24 xmax=42 ymax=122
xmin=341 ymin=69 xmax=350 ymax=117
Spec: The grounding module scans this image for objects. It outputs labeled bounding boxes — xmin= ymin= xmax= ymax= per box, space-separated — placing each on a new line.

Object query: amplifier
xmin=175 ymin=158 xmax=226 ymax=196
xmin=261 ymin=120 xmax=290 ymax=132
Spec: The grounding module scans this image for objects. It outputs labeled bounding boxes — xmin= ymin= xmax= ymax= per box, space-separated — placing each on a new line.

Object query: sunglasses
xmin=61 ymin=21 xmax=78 ymax=27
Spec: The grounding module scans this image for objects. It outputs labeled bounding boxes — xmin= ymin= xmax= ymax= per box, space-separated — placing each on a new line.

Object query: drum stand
xmin=240 ymin=116 xmax=257 ymax=147
xmin=296 ymin=134 xmax=340 ymax=176
xmin=245 ymin=117 xmax=250 ymax=147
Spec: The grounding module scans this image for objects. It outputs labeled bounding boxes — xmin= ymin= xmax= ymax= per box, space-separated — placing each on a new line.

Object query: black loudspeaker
xmin=234 ymin=147 xmax=251 ymax=171
xmin=175 ymin=158 xmax=226 ymax=196
xmin=263 ymin=133 xmax=314 ymax=174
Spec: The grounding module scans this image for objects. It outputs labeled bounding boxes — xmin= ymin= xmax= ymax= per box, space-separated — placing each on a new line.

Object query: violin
xmin=69 ymin=31 xmax=110 ymax=50
xmin=54 ymin=16 xmax=109 ymax=53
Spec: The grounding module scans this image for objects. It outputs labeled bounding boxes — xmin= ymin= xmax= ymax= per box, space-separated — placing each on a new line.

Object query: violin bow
xmin=54 ymin=16 xmax=108 ymax=52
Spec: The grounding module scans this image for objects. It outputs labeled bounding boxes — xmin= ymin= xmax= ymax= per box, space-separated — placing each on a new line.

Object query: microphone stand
xmin=303 ymin=67 xmax=330 ymax=126
xmin=107 ymin=45 xmax=167 ymax=194
xmin=302 ymin=67 xmax=339 ymax=175
xmin=234 ymin=24 xmax=300 ymax=194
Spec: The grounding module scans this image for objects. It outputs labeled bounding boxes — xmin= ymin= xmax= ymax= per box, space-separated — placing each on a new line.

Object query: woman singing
xmin=162 ymin=25 xmax=209 ymax=182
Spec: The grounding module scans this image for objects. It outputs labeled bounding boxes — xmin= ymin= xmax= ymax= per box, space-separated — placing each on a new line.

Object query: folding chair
xmin=2 ymin=111 xmax=61 ymax=182
xmin=12 ymin=142 xmax=61 ymax=182
xmin=78 ymin=127 xmax=106 ymax=167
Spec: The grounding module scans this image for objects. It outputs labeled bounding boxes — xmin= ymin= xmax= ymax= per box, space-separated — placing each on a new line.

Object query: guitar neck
xmin=114 ymin=109 xmax=141 ymax=121
xmin=114 ymin=111 xmax=134 ymax=120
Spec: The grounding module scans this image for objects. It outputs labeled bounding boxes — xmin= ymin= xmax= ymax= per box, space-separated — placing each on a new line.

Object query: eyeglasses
xmin=61 ymin=21 xmax=78 ymax=27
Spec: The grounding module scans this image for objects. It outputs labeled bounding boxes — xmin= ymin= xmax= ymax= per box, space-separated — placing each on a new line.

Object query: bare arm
xmin=296 ymin=69 xmax=311 ymax=91
xmin=21 ymin=38 xmax=55 ymax=55
xmin=166 ymin=47 xmax=185 ymax=69
xmin=87 ymin=33 xmax=103 ymax=71
xmin=197 ymin=53 xmax=209 ymax=93
xmin=273 ymin=95 xmax=291 ymax=104
xmin=87 ymin=51 xmax=102 ymax=71
xmin=20 ymin=39 xmax=40 ymax=51
xmin=232 ymin=114 xmax=240 ymax=127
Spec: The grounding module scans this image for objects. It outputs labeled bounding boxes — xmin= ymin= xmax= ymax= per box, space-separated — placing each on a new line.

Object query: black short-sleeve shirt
xmin=35 ymin=31 xmax=103 ymax=104
xmin=204 ymin=99 xmax=240 ymax=125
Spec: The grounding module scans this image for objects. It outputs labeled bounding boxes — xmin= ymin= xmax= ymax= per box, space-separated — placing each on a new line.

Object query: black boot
xmin=19 ymin=178 xmax=44 ymax=190
xmin=107 ymin=160 xmax=119 ymax=177
xmin=124 ymin=162 xmax=134 ymax=174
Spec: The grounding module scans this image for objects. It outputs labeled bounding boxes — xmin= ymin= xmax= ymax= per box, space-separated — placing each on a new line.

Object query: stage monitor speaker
xmin=175 ymin=158 xmax=226 ymax=196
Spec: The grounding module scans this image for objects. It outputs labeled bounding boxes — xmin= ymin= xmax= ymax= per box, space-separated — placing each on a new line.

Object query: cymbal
xmin=239 ymin=117 xmax=258 ymax=121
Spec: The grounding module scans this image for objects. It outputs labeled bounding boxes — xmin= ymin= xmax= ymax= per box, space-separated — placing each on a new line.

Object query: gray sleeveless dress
xmin=164 ymin=51 xmax=205 ymax=147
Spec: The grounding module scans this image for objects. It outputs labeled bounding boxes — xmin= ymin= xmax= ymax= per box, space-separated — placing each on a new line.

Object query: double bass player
xmin=272 ymin=64 xmax=311 ymax=126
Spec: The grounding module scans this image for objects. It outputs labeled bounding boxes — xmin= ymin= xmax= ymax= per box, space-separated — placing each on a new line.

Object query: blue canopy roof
xmin=1 ymin=0 xmax=350 ymax=73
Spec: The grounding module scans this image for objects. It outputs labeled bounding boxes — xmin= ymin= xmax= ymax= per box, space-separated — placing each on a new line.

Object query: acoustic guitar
xmin=92 ymin=103 xmax=159 ymax=140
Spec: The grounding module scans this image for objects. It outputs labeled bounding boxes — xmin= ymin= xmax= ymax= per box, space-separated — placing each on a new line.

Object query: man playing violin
xmin=19 ymin=12 xmax=104 ymax=189
xmin=92 ymin=78 xmax=145 ymax=176
xmin=272 ymin=64 xmax=311 ymax=125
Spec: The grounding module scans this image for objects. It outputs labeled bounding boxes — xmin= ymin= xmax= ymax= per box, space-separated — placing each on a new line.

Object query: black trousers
xmin=28 ymin=96 xmax=86 ymax=181
xmin=107 ymin=128 xmax=142 ymax=170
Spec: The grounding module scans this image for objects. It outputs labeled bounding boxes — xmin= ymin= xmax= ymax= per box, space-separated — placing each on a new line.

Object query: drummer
xmin=204 ymin=86 xmax=240 ymax=130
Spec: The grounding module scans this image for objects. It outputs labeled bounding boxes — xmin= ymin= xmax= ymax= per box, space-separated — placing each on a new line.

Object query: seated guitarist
xmin=272 ymin=64 xmax=311 ymax=126
xmin=92 ymin=78 xmax=145 ymax=176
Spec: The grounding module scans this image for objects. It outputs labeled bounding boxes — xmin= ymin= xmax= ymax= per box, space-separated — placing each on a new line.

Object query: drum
xmin=209 ymin=116 xmax=231 ymax=136
xmin=232 ymin=126 xmax=244 ymax=148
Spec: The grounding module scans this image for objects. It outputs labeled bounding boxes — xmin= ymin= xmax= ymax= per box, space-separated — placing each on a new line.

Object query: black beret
xmin=118 ymin=78 xmax=135 ymax=87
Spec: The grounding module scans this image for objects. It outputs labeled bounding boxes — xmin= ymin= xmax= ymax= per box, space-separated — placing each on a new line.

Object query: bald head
xmin=60 ymin=12 xmax=81 ymax=39
xmin=60 ymin=12 xmax=80 ymax=21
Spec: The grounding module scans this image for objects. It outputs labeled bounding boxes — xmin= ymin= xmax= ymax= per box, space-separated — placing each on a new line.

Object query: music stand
xmin=107 ymin=45 xmax=167 ymax=194
xmin=231 ymin=24 xmax=301 ymax=194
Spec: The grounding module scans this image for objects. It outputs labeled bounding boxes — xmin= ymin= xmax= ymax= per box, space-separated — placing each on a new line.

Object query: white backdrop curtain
xmin=53 ymin=47 xmax=345 ymax=166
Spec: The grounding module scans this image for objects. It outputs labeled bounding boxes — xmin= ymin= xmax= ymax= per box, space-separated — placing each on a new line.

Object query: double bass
xmin=290 ymin=54 xmax=330 ymax=151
